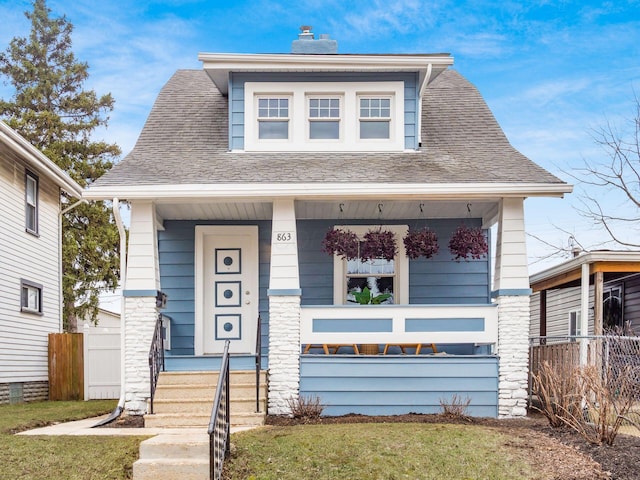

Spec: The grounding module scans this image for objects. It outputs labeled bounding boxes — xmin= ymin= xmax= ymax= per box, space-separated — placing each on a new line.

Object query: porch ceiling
xmin=154 ymin=199 xmax=499 ymax=223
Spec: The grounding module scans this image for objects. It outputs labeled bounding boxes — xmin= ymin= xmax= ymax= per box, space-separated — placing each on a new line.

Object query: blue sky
xmin=1 ymin=0 xmax=639 ymax=274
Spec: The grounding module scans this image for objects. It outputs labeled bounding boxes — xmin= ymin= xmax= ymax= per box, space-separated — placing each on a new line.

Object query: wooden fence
xmin=530 ymin=342 xmax=580 ymax=378
xmin=48 ymin=333 xmax=84 ymax=401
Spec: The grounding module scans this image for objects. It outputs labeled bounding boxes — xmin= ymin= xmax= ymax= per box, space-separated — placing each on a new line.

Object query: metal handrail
xmin=255 ymin=314 xmax=262 ymax=413
xmin=208 ymin=340 xmax=231 ymax=480
xmin=148 ymin=313 xmax=165 ymax=414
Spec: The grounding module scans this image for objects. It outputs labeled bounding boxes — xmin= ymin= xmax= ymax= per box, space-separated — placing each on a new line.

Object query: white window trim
xmin=21 ymin=279 xmax=43 ymax=315
xmin=244 ymin=81 xmax=404 ymax=152
xmin=357 ymin=94 xmax=393 ymax=141
xmin=568 ymin=310 xmax=581 ymax=337
xmin=306 ymin=94 xmax=343 ymax=142
xmin=255 ymin=94 xmax=292 ymax=142
xmin=332 ymin=225 xmax=409 ymax=305
xmin=25 ymin=170 xmax=39 ymax=235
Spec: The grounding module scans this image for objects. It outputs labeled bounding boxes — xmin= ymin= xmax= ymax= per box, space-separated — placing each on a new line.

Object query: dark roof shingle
xmin=93 ymin=68 xmax=563 ymax=187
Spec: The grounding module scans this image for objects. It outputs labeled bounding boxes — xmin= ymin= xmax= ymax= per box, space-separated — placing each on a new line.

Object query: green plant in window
xmin=350 ymin=287 xmax=392 ymax=305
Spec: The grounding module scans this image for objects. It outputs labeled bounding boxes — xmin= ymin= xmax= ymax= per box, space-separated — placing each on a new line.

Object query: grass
xmin=224 ymin=423 xmax=538 ymax=480
xmin=0 ymin=400 xmax=149 ymax=480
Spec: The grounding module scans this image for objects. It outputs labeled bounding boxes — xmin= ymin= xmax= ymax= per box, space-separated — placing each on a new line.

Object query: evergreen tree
xmin=0 ymin=0 xmax=121 ymax=331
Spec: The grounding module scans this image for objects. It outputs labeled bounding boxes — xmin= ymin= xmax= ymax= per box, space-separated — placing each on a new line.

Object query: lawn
xmin=224 ymin=423 xmax=540 ymax=480
xmin=0 ymin=400 xmax=148 ymax=480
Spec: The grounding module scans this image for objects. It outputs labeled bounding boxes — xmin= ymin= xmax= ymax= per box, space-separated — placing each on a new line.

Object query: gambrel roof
xmin=87 ymin=68 xmax=566 ymax=196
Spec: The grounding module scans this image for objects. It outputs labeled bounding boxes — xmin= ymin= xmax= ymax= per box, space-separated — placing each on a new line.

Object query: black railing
xmin=148 ymin=313 xmax=166 ymax=414
xmin=208 ymin=340 xmax=231 ymax=480
xmin=255 ymin=314 xmax=262 ymax=413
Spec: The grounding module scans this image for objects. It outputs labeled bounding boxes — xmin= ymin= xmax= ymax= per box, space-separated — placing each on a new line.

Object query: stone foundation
xmin=0 ymin=381 xmax=48 ymax=404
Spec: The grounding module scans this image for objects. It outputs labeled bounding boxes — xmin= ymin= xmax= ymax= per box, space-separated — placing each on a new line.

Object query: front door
xmin=196 ymin=225 xmax=259 ymax=355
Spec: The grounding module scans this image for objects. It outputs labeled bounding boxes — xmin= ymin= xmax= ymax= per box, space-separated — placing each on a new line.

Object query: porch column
xmin=492 ymin=197 xmax=531 ymax=418
xmin=122 ymin=201 xmax=163 ymax=414
xmin=268 ymin=199 xmax=301 ymax=415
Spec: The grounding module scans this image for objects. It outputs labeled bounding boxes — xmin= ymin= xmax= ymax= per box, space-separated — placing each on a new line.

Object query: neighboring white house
xmin=84 ymin=29 xmax=572 ymax=419
xmin=0 ymin=121 xmax=82 ymax=404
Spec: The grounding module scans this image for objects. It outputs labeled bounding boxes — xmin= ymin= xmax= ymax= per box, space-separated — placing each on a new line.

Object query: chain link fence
xmin=530 ymin=335 xmax=640 ymax=399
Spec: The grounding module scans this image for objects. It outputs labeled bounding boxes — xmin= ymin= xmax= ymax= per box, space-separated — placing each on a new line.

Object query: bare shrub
xmin=439 ymin=394 xmax=471 ymax=419
xmin=560 ymin=363 xmax=637 ymax=445
xmin=531 ymin=360 xmax=582 ymax=428
xmin=286 ymin=395 xmax=325 ymax=420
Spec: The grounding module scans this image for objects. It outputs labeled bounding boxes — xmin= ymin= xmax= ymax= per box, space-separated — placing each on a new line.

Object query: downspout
xmin=93 ymin=198 xmax=126 ymax=426
xmin=417 ymin=63 xmax=433 ymax=148
xmin=58 ymin=198 xmax=88 ymax=332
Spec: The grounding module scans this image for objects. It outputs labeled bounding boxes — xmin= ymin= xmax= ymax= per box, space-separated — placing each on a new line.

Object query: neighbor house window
xmin=603 ymin=285 xmax=623 ymax=331
xmin=569 ymin=310 xmax=581 ymax=338
xmin=308 ymin=96 xmax=341 ymax=140
xmin=333 ymin=225 xmax=408 ymax=305
xmin=21 ymin=280 xmax=42 ymax=314
xmin=359 ymin=96 xmax=391 ymax=139
xmin=257 ymin=97 xmax=290 ymax=140
xmin=25 ymin=171 xmax=38 ymax=234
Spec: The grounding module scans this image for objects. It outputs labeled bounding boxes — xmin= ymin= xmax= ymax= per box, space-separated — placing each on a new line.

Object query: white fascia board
xmin=0 ymin=121 xmax=82 ymax=197
xmin=199 ymin=53 xmax=454 ymax=95
xmin=198 ymin=52 xmax=454 ymax=71
xmin=530 ymin=250 xmax=640 ymax=284
xmin=83 ymin=182 xmax=572 ymax=201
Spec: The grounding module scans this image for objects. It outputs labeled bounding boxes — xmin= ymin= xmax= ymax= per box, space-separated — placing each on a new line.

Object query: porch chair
xmin=303 ymin=344 xmax=360 ymax=354
xmin=382 ymin=343 xmax=438 ymax=355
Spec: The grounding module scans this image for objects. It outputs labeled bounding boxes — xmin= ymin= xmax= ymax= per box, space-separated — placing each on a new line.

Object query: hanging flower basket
xmin=360 ymin=228 xmax=397 ymax=262
xmin=322 ymin=228 xmax=359 ymax=260
xmin=448 ymin=225 xmax=488 ymax=261
xmin=403 ymin=228 xmax=439 ymax=260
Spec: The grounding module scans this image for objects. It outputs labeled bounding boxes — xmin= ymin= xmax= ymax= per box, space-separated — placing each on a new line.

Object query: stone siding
xmin=0 ymin=381 xmax=48 ymax=404
xmin=268 ymin=295 xmax=301 ymax=415
xmin=124 ymin=296 xmax=159 ymax=414
xmin=497 ymin=295 xmax=530 ymax=417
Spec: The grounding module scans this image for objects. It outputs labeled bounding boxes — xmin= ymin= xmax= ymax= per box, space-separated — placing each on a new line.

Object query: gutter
xmin=83 ymin=182 xmax=573 ymax=201
xmin=93 ymin=198 xmax=127 ymax=426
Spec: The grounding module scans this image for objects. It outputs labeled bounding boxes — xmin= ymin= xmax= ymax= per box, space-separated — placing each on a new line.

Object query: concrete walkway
xmin=17 ymin=415 xmax=257 ymax=436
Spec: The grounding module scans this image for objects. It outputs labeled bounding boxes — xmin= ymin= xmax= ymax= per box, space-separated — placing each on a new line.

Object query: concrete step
xmin=144 ymin=411 xmax=265 ymax=428
xmin=151 ymin=397 xmax=266 ymax=415
xmin=158 ymin=370 xmax=266 ymax=386
xmin=133 ymin=434 xmax=210 ymax=480
xmin=154 ymin=383 xmax=267 ymax=401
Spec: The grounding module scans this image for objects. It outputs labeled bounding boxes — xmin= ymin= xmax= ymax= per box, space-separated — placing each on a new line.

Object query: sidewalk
xmin=17 ymin=415 xmax=257 ymax=436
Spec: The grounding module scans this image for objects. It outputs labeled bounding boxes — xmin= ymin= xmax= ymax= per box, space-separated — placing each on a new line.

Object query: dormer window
xmin=244 ymin=81 xmax=405 ymax=152
xmin=359 ymin=97 xmax=391 ymax=139
xmin=257 ymin=97 xmax=290 ymax=140
xmin=308 ymin=96 xmax=341 ymax=140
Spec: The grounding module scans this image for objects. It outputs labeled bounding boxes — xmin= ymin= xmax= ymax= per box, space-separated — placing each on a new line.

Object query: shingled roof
xmin=91 ymin=68 xmax=563 ymax=188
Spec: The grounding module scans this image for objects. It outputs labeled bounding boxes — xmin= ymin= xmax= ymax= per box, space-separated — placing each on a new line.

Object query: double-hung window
xmin=308 ymin=96 xmax=341 ymax=140
xmin=359 ymin=97 xmax=391 ymax=139
xmin=21 ymin=280 xmax=42 ymax=315
xmin=569 ymin=310 xmax=581 ymax=338
xmin=257 ymin=97 xmax=290 ymax=140
xmin=333 ymin=225 xmax=408 ymax=305
xmin=25 ymin=171 xmax=38 ymax=234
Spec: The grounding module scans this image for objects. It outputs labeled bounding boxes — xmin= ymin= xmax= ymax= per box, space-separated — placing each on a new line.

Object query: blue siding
xmin=300 ymin=356 xmax=498 ymax=417
xmin=297 ymin=219 xmax=490 ymax=306
xmin=158 ymin=220 xmax=271 ymax=364
xmin=231 ymin=72 xmax=419 ymax=150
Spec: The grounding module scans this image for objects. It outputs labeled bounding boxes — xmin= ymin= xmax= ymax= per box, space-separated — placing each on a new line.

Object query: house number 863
xmin=276 ymin=232 xmax=292 ymax=242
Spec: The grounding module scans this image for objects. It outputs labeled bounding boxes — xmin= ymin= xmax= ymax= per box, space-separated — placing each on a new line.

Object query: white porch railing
xmin=300 ymin=304 xmax=498 ymax=346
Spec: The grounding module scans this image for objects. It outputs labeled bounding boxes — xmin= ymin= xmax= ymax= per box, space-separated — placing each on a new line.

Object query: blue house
xmin=85 ymin=28 xmax=571 ymax=421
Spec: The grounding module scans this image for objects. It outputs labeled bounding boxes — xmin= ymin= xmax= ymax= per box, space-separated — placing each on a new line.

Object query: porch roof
xmin=530 ymin=251 xmax=640 ymax=292
xmin=85 ymin=69 xmax=570 ymax=200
